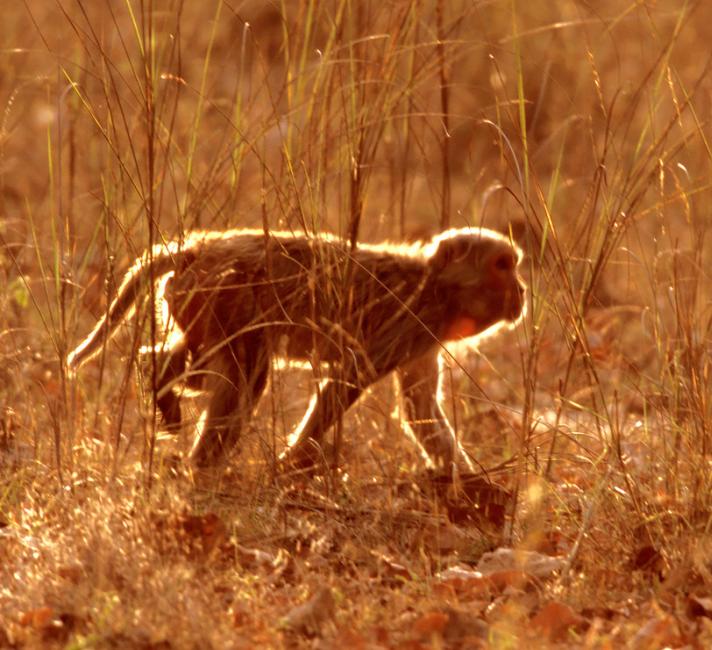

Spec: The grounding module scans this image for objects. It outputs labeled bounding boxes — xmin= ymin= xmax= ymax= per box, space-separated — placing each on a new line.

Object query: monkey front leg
xmin=397 ymin=351 xmax=474 ymax=473
xmin=190 ymin=342 xmax=269 ymax=468
xmin=153 ymin=340 xmax=187 ymax=432
xmin=279 ymin=376 xmax=362 ymax=469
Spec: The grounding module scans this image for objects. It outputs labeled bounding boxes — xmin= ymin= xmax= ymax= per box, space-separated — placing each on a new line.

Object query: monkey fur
xmin=68 ymin=228 xmax=525 ymax=471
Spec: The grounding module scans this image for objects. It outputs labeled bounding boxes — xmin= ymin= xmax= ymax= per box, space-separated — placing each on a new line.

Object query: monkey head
xmin=428 ymin=229 xmax=526 ymax=341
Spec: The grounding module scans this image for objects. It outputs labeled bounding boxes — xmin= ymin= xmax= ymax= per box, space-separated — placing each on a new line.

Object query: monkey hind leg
xmin=139 ymin=339 xmax=188 ymax=434
xmin=190 ymin=338 xmax=269 ymax=469
xmin=397 ymin=352 xmax=474 ymax=474
xmin=155 ymin=343 xmax=188 ymax=433
xmin=279 ymin=376 xmax=362 ymax=471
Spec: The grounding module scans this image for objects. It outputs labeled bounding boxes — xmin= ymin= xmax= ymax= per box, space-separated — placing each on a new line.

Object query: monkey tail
xmin=67 ymin=246 xmax=180 ymax=371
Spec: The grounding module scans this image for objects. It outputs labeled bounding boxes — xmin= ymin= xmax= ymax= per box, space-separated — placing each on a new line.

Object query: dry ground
xmin=2 ymin=1 xmax=712 ymax=648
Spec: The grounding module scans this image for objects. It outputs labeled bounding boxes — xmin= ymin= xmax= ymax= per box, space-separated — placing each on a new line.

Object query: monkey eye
xmin=493 ymin=252 xmax=516 ymax=272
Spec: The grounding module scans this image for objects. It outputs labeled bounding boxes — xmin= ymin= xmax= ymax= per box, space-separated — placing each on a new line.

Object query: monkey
xmin=67 ymin=227 xmax=525 ymax=472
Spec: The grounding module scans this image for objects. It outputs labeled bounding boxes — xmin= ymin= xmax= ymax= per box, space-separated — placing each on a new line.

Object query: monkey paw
xmin=277 ymin=440 xmax=338 ymax=476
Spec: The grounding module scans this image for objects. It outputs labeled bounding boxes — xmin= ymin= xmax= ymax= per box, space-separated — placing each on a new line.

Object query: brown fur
xmin=68 ymin=228 xmax=525 ymax=471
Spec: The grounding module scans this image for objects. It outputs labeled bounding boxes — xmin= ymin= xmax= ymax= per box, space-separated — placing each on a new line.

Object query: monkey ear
xmin=430 ymin=236 xmax=474 ymax=273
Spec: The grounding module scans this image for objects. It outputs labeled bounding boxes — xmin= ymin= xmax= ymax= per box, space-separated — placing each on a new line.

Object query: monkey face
xmin=482 ymin=245 xmax=526 ymax=323
xmin=431 ymin=230 xmax=525 ymax=341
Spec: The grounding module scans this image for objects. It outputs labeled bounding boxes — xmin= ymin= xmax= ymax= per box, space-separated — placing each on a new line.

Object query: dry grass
xmin=2 ymin=1 xmax=712 ymax=647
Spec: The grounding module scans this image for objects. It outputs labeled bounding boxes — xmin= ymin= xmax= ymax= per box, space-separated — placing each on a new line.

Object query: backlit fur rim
xmin=67 ymin=226 xmax=524 ymax=370
xmin=129 ymin=226 xmax=522 ymax=263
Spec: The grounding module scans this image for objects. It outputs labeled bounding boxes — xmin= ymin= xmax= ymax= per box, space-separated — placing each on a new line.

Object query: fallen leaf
xmin=283 ymin=587 xmax=335 ymax=635
xmin=370 ymin=550 xmax=413 ymax=584
xmin=631 ymin=616 xmax=683 ymax=650
xmin=437 ymin=566 xmax=483 ymax=581
xmin=17 ymin=606 xmax=79 ymax=643
xmin=486 ymin=570 xmax=537 ymax=593
xmin=332 ymin=627 xmax=369 ymax=649
xmin=19 ymin=606 xmax=54 ymax=629
xmin=428 ymin=473 xmax=511 ymax=529
xmin=411 ymin=607 xmax=489 ymax=648
xmin=413 ymin=611 xmax=449 ymax=637
xmin=530 ymin=601 xmax=586 ymax=641
xmin=235 ymin=544 xmax=277 ymax=570
xmin=476 ymin=547 xmax=564 ymax=579
xmin=152 ymin=510 xmax=227 ymax=558
xmin=687 ymin=595 xmax=712 ymax=619
xmin=440 ymin=607 xmax=489 ymax=645
xmin=437 ymin=567 xmax=536 ymax=599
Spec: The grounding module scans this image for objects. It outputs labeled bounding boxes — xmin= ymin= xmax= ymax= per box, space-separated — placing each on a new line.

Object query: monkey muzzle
xmin=506 ymin=281 xmax=526 ymax=322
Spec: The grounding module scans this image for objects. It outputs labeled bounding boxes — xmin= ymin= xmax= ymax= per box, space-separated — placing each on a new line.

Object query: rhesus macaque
xmin=68 ymin=228 xmax=525 ymax=472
